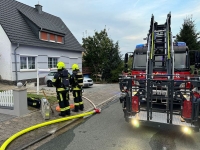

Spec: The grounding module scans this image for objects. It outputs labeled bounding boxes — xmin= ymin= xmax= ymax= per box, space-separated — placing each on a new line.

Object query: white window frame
xmin=48 ymin=33 xmax=56 ymax=43
xmin=69 ymin=57 xmax=78 ymax=69
xmin=48 ymin=57 xmax=59 ymax=69
xmin=40 ymin=31 xmax=48 ymax=42
xmin=56 ymin=35 xmax=64 ymax=44
xmin=20 ymin=55 xmax=37 ymax=71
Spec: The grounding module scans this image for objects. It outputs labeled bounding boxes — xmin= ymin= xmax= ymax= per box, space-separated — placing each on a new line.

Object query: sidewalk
xmin=0 ymin=83 xmax=120 ymax=150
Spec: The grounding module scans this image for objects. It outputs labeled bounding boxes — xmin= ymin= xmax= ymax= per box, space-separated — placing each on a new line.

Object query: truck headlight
xmin=182 ymin=126 xmax=192 ymax=134
xmin=132 ymin=91 xmax=137 ymax=96
xmin=131 ymin=119 xmax=140 ymax=128
xmin=182 ymin=94 xmax=190 ymax=100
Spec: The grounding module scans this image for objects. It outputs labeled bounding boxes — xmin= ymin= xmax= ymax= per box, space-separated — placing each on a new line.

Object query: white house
xmin=0 ymin=0 xmax=84 ymax=85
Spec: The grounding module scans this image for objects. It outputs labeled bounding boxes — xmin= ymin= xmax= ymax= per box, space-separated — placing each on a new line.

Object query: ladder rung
xmin=157 ymin=24 xmax=165 ymax=27
xmin=156 ymin=33 xmax=165 ymax=35
xmin=154 ymin=54 xmax=167 ymax=56
xmin=155 ymin=42 xmax=165 ymax=44
xmin=155 ymin=39 xmax=165 ymax=42
xmin=156 ymin=37 xmax=165 ymax=40
xmin=154 ymin=30 xmax=166 ymax=33
xmin=156 ymin=38 xmax=164 ymax=40
xmin=155 ymin=35 xmax=165 ymax=37
xmin=153 ymin=60 xmax=166 ymax=62
xmin=155 ymin=46 xmax=166 ymax=48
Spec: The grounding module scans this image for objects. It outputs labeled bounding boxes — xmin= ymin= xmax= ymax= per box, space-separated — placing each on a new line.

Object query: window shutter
xmin=57 ymin=36 xmax=63 ymax=43
xmin=50 ymin=34 xmax=55 ymax=41
xmin=41 ymin=32 xmax=48 ymax=40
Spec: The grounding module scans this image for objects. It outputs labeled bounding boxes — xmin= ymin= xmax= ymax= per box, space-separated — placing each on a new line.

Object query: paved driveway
xmin=0 ymin=83 xmax=121 ymax=150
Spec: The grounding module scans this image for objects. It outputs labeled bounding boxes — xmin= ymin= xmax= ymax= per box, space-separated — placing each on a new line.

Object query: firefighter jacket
xmin=70 ymin=70 xmax=83 ymax=90
xmin=52 ymin=69 xmax=71 ymax=92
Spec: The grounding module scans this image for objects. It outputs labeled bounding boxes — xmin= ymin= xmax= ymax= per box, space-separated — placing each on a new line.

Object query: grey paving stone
xmin=0 ymin=83 xmax=120 ymax=150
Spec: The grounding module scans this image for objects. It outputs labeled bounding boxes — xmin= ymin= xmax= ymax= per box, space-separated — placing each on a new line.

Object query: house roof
xmin=0 ymin=0 xmax=84 ymax=51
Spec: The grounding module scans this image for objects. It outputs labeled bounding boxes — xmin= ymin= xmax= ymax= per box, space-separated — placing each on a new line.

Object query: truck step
xmin=128 ymin=111 xmax=194 ymax=127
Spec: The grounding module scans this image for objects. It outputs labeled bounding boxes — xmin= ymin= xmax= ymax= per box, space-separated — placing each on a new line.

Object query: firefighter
xmin=70 ymin=63 xmax=84 ymax=112
xmin=52 ymin=61 xmax=71 ymax=116
xmin=122 ymin=68 xmax=131 ymax=75
xmin=127 ymin=68 xmax=131 ymax=75
xmin=194 ymin=68 xmax=198 ymax=75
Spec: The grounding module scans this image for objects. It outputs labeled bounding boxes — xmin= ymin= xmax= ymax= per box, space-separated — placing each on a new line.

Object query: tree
xmin=175 ymin=15 xmax=200 ymax=50
xmin=82 ymin=28 xmax=122 ymax=82
xmin=175 ymin=15 xmax=200 ymax=65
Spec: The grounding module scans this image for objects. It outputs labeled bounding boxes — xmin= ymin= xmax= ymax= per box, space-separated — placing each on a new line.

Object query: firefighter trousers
xmin=72 ymin=90 xmax=84 ymax=111
xmin=57 ymin=90 xmax=70 ymax=116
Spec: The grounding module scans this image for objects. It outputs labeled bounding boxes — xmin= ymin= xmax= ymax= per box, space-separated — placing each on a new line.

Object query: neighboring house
xmin=0 ymin=0 xmax=84 ymax=85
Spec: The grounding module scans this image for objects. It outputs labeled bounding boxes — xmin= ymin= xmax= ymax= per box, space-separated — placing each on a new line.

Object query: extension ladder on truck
xmin=145 ymin=12 xmax=174 ymax=122
xmin=119 ymin=12 xmax=200 ymax=133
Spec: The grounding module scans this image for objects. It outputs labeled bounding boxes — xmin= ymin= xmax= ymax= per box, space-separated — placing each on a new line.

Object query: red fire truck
xmin=119 ymin=12 xmax=200 ymax=134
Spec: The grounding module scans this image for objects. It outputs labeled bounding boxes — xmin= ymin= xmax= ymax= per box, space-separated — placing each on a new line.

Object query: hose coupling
xmin=94 ymin=108 xmax=101 ymax=113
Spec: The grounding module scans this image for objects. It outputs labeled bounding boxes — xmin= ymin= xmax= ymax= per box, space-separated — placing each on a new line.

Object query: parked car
xmin=44 ymin=71 xmax=93 ymax=87
xmin=83 ymin=76 xmax=93 ymax=87
xmin=44 ymin=72 xmax=56 ymax=87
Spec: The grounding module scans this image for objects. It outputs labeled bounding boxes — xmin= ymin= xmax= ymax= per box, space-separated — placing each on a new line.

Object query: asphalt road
xmin=36 ymin=99 xmax=200 ymax=150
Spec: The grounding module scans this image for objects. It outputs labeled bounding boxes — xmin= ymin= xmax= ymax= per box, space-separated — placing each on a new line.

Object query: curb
xmin=14 ymin=93 xmax=120 ymax=149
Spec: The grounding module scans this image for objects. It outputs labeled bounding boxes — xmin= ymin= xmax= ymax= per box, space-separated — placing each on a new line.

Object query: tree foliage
xmin=175 ymin=15 xmax=200 ymax=50
xmin=175 ymin=15 xmax=200 ymax=65
xmin=82 ymin=28 xmax=122 ymax=82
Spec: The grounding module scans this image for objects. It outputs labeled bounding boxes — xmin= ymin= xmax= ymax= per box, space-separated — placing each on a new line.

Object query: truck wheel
xmin=123 ymin=110 xmax=129 ymax=122
xmin=120 ymin=97 xmax=123 ymax=103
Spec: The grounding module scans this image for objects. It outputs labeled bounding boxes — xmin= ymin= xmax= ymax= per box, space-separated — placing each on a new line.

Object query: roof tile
xmin=0 ymin=0 xmax=84 ymax=51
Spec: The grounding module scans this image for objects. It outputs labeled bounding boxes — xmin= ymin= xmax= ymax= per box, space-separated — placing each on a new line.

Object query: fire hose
xmin=0 ymin=96 xmax=102 ymax=150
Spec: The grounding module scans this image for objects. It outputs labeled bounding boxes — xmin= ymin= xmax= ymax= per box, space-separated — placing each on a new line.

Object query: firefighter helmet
xmin=57 ymin=61 xmax=65 ymax=69
xmin=72 ymin=64 xmax=79 ymax=71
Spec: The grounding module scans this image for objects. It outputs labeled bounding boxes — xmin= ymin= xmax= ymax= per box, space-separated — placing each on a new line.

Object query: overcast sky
xmin=17 ymin=0 xmax=200 ymax=55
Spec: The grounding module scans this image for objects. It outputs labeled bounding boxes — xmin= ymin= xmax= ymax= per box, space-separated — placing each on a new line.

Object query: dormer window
xmin=57 ymin=35 xmax=63 ymax=43
xmin=40 ymin=31 xmax=64 ymax=44
xmin=50 ymin=33 xmax=55 ymax=42
xmin=41 ymin=31 xmax=48 ymax=41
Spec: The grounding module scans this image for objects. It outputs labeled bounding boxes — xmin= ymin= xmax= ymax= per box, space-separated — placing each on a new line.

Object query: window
xmin=57 ymin=35 xmax=63 ymax=43
xmin=174 ymin=53 xmax=186 ymax=68
xmin=50 ymin=34 xmax=55 ymax=42
xmin=154 ymin=56 xmax=164 ymax=67
xmin=133 ymin=53 xmax=147 ymax=68
xmin=40 ymin=31 xmax=64 ymax=44
xmin=48 ymin=72 xmax=56 ymax=76
xmin=20 ymin=56 xmax=36 ymax=69
xmin=41 ymin=32 xmax=48 ymax=40
xmin=48 ymin=57 xmax=58 ymax=68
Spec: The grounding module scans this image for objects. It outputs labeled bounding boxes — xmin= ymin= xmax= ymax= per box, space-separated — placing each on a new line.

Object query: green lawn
xmin=27 ymin=93 xmax=57 ymax=105
xmin=0 ymin=90 xmax=57 ymax=105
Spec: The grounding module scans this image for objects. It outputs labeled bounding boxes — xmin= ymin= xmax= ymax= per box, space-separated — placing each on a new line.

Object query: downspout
xmin=14 ymin=43 xmax=19 ymax=85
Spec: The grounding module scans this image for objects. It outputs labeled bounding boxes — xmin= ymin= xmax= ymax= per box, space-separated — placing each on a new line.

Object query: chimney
xmin=35 ymin=4 xmax=42 ymax=14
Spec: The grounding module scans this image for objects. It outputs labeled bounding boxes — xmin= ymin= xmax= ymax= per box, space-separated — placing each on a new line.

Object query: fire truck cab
xmin=119 ymin=12 xmax=200 ymax=134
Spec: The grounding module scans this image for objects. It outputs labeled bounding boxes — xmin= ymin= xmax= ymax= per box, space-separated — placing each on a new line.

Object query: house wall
xmin=0 ymin=25 xmax=12 ymax=80
xmin=11 ymin=44 xmax=82 ymax=82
